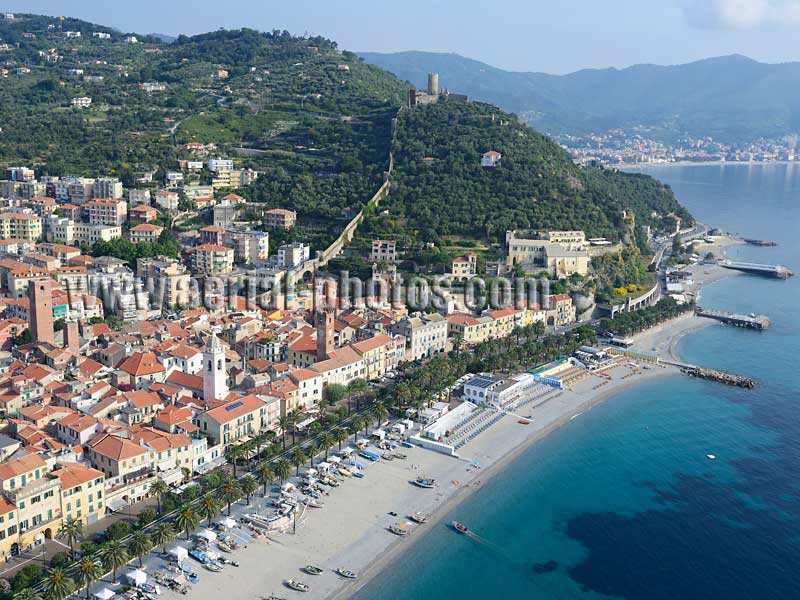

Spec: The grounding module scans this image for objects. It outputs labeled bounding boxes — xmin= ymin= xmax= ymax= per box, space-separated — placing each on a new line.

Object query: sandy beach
xmin=112 ymin=253 xmax=741 ymax=600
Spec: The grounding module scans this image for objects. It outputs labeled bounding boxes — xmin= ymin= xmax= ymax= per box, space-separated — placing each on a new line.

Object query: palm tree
xmin=226 ymin=444 xmax=246 ymax=478
xmin=334 ymin=427 xmax=349 ymax=451
xmin=319 ymin=432 xmax=335 ymax=459
xmin=252 ymin=432 xmax=268 ymax=462
xmin=216 ymin=477 xmax=241 ymax=516
xmin=175 ymin=504 xmax=200 ymax=540
xmin=256 ymin=462 xmax=274 ymax=496
xmin=372 ymin=401 xmax=389 ymax=427
xmin=288 ymin=411 xmax=299 ymax=446
xmin=198 ymin=496 xmax=221 ymax=526
xmin=349 ymin=416 xmax=364 ymax=444
xmin=128 ymin=530 xmax=153 ymax=568
xmin=240 ymin=475 xmax=258 ymax=505
xmin=151 ymin=522 xmax=176 ymax=553
xmin=347 ymin=378 xmax=368 ymax=412
xmin=14 ymin=590 xmax=42 ymax=600
xmin=77 ymin=558 xmax=100 ymax=600
xmin=56 ymin=516 xmax=82 ymax=558
xmin=42 ymin=567 xmax=74 ymax=600
xmin=290 ymin=446 xmax=306 ymax=476
xmin=149 ymin=477 xmax=170 ymax=514
xmin=274 ymin=459 xmax=291 ymax=483
xmin=100 ymin=539 xmax=129 ymax=583
xmin=277 ymin=415 xmax=292 ymax=450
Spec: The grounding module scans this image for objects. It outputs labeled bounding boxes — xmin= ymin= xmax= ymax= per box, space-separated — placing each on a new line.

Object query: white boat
xmin=285 ymin=580 xmax=309 ymax=592
xmin=388 ymin=522 xmax=411 ymax=536
xmin=707 ymin=454 xmax=717 ymax=460
xmin=335 ymin=568 xmax=357 ymax=579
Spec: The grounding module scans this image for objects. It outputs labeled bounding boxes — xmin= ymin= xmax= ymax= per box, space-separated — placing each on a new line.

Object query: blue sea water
xmin=352 ymin=163 xmax=800 ymax=600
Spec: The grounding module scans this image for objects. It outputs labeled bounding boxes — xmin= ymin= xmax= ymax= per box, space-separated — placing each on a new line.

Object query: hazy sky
xmin=8 ymin=0 xmax=800 ymax=73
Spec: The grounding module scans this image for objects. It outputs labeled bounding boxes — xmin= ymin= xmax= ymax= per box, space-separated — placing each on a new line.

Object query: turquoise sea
xmin=352 ymin=163 xmax=800 ymax=600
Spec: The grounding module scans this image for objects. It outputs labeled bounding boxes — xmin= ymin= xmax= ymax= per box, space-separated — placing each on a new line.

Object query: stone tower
xmin=316 ymin=306 xmax=335 ymax=361
xmin=29 ymin=279 xmax=55 ymax=345
xmin=203 ymin=331 xmax=228 ymax=401
xmin=427 ymin=72 xmax=439 ymax=96
xmin=64 ymin=320 xmax=80 ymax=353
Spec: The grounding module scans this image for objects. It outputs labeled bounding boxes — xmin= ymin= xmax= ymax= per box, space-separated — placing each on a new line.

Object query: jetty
xmin=742 ymin=238 xmax=777 ymax=247
xmin=695 ymin=307 xmax=770 ymax=330
xmin=680 ymin=365 xmax=756 ymax=389
xmin=722 ymin=260 xmax=793 ymax=279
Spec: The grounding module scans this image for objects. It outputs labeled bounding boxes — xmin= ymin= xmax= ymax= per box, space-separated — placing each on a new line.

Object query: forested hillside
xmin=361 ymin=100 xmax=689 ymax=252
xmin=0 ymin=13 xmax=691 ymax=257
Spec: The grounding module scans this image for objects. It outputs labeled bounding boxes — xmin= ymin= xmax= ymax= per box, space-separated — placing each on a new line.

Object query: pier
xmin=742 ymin=238 xmax=777 ymax=247
xmin=722 ymin=260 xmax=793 ymax=279
xmin=680 ymin=365 xmax=756 ymax=389
xmin=695 ymin=307 xmax=770 ymax=330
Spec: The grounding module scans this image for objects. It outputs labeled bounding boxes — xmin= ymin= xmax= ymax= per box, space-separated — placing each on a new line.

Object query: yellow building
xmin=506 ymin=230 xmax=590 ymax=277
xmin=52 ymin=463 xmax=106 ymax=526
xmin=446 ymin=313 xmax=494 ymax=345
xmin=0 ymin=453 xmax=62 ymax=559
xmin=0 ymin=213 xmax=43 ymax=241
xmin=488 ymin=307 xmax=524 ymax=339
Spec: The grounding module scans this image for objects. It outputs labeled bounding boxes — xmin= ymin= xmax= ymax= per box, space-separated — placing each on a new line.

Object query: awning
xmin=316 ymin=462 xmax=330 ymax=471
xmin=217 ymin=517 xmax=236 ymax=529
xmin=328 ymin=456 xmax=342 ymax=464
xmin=196 ymin=528 xmax=217 ymax=542
xmin=105 ymin=496 xmax=129 ymax=513
xmin=126 ymin=569 xmax=146 ymax=586
xmin=94 ymin=588 xmax=115 ymax=600
xmin=167 ymin=545 xmax=188 ymax=562
xmin=158 ymin=466 xmax=184 ymax=486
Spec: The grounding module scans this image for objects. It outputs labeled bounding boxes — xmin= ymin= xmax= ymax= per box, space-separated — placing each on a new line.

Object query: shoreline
xmin=172 ymin=258 xmax=740 ymax=600
xmin=616 ymin=160 xmax=796 ymax=170
xmin=333 ymin=364 xmax=680 ymax=600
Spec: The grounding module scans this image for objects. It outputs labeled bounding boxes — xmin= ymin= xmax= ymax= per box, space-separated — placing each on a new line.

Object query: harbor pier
xmin=695 ymin=307 xmax=770 ymax=330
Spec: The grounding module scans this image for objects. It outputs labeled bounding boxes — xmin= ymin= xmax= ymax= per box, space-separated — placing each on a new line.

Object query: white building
xmin=207 ymin=158 xmax=234 ymax=172
xmin=277 ymin=242 xmax=310 ymax=269
xmin=71 ymin=97 xmax=92 ymax=108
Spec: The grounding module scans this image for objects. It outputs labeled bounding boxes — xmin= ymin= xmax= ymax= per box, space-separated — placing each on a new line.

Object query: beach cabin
xmin=168 ymin=545 xmax=188 ymax=563
xmin=371 ymin=429 xmax=386 ymax=441
xmin=317 ymin=461 xmax=331 ymax=474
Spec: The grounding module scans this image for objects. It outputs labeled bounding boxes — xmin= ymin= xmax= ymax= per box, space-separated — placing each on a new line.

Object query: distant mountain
xmin=148 ymin=32 xmax=177 ymax=43
xmin=359 ymin=51 xmax=800 ymax=142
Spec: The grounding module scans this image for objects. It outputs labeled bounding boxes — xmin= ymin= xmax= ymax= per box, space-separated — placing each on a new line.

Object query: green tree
xmin=128 ymin=530 xmax=153 ymax=568
xmin=240 ymin=475 xmax=258 ymax=506
xmin=198 ymin=496 xmax=221 ymax=526
xmin=290 ymin=446 xmax=306 ymax=476
xmin=149 ymin=477 xmax=170 ymax=514
xmin=226 ymin=444 xmax=246 ymax=478
xmin=42 ymin=568 xmax=74 ymax=600
xmin=334 ymin=427 xmax=349 ymax=451
xmin=216 ymin=477 xmax=241 ymax=517
xmin=256 ymin=462 xmax=274 ymax=496
xmin=77 ymin=558 xmax=100 ymax=600
xmin=56 ymin=516 xmax=83 ymax=558
xmin=274 ymin=459 xmax=291 ymax=483
xmin=100 ymin=539 xmax=129 ymax=584
xmin=151 ymin=522 xmax=176 ymax=553
xmin=319 ymin=432 xmax=335 ymax=460
xmin=175 ymin=504 xmax=200 ymax=540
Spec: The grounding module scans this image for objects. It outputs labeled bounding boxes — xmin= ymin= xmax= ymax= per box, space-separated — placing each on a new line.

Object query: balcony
xmin=5 ymin=477 xmax=59 ymax=504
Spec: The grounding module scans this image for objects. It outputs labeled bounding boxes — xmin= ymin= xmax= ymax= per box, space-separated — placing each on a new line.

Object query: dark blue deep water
xmin=352 ymin=163 xmax=800 ymax=599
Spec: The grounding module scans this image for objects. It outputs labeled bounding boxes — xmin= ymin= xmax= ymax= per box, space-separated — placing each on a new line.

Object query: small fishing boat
xmin=393 ymin=453 xmax=407 ymax=460
xmin=409 ymin=512 xmax=429 ymax=524
xmin=267 ymin=596 xmax=287 ymax=600
xmin=412 ymin=477 xmax=435 ymax=489
xmin=305 ymin=498 xmax=324 ymax=508
xmin=381 ymin=453 xmax=395 ymax=461
xmin=451 ymin=521 xmax=468 ymax=534
xmin=707 ymin=454 xmax=717 ymax=460
xmin=335 ymin=568 xmax=357 ymax=579
xmin=359 ymin=450 xmax=381 ymax=462
xmin=216 ymin=540 xmax=233 ymax=553
xmin=338 ymin=467 xmax=353 ymax=477
xmin=285 ymin=580 xmax=309 ymax=592
xmin=400 ymin=441 xmax=414 ymax=449
xmin=388 ymin=522 xmax=411 ymax=536
xmin=517 ymin=419 xmax=530 ymax=425
xmin=352 ymin=471 xmax=365 ymax=479
xmin=302 ymin=565 xmax=323 ymax=575
xmin=203 ymin=561 xmax=223 ymax=572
